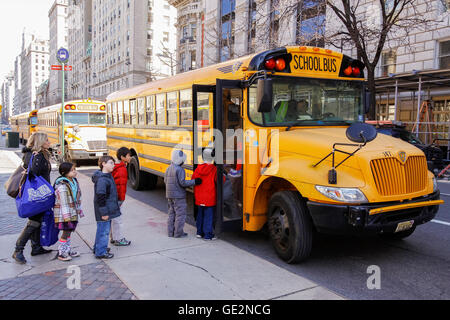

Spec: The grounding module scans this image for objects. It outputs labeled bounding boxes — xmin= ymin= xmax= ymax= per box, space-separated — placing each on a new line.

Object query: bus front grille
xmin=87 ymin=140 xmax=107 ymax=150
xmin=370 ymin=156 xmax=427 ymax=196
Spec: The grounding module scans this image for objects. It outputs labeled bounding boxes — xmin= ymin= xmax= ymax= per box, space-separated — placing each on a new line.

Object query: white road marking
xmin=432 ymin=219 xmax=450 ymax=226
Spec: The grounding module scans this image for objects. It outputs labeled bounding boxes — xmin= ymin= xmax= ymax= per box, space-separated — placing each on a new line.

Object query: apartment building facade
xmin=48 ymin=0 xmax=69 ymax=106
xmin=1 ymin=72 xmax=14 ymax=123
xmin=67 ymin=0 xmax=93 ymax=100
xmin=89 ymin=0 xmax=177 ymax=101
xmin=19 ymin=35 xmax=50 ymax=113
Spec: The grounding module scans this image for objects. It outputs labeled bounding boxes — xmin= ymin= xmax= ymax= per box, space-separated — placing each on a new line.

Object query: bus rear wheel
xmin=267 ymin=191 xmax=313 ymax=264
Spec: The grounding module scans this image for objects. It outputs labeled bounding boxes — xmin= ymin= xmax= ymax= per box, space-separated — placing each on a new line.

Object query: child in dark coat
xmin=92 ymin=156 xmax=121 ymax=259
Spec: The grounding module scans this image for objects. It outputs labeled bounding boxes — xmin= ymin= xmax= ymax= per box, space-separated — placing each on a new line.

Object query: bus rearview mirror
xmin=257 ymin=79 xmax=273 ymax=113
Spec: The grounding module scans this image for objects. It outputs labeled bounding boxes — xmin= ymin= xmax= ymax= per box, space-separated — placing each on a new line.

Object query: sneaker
xmin=69 ymin=251 xmax=80 ymax=258
xmin=174 ymin=233 xmax=188 ymax=238
xmin=196 ymin=235 xmax=203 ymax=239
xmin=58 ymin=253 xmax=72 ymax=262
xmin=92 ymin=247 xmax=111 ymax=254
xmin=12 ymin=251 xmax=26 ymax=264
xmin=96 ymin=253 xmax=114 ymax=259
xmin=113 ymin=238 xmax=131 ymax=246
xmin=203 ymin=237 xmax=217 ymax=241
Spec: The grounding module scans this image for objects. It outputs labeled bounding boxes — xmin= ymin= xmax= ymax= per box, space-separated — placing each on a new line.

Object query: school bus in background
xmin=10 ymin=110 xmax=38 ymax=144
xmin=37 ymin=99 xmax=108 ymax=164
xmin=105 ymin=46 xmax=443 ymax=263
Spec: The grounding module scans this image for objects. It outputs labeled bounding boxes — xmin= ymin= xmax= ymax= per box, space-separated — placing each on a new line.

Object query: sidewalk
xmin=0 ymin=149 xmax=344 ymax=300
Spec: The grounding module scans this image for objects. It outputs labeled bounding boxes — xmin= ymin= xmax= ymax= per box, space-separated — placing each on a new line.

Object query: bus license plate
xmin=395 ymin=220 xmax=414 ymax=233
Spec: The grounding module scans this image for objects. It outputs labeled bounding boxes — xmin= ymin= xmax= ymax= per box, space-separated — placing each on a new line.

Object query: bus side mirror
xmin=364 ymin=90 xmax=371 ymax=114
xmin=257 ymin=79 xmax=273 ymax=113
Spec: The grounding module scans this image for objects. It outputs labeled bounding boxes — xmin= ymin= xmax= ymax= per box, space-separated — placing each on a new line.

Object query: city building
xmin=90 ymin=0 xmax=177 ymax=101
xmin=1 ymin=72 xmax=15 ymax=123
xmin=12 ymin=55 xmax=22 ymax=116
xmin=48 ymin=0 xmax=69 ymax=106
xmin=168 ymin=0 xmax=204 ymax=73
xmin=19 ymin=33 xmax=50 ymax=113
xmin=67 ymin=0 xmax=93 ymax=100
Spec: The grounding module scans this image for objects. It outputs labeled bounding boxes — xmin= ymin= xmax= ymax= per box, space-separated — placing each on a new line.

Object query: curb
xmin=2 ymin=150 xmax=22 ymax=167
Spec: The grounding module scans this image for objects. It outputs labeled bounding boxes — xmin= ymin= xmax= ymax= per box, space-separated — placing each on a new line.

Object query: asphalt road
xmin=74 ymin=165 xmax=450 ymax=300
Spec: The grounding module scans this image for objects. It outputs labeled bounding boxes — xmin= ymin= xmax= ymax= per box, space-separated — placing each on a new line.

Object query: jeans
xmin=94 ymin=220 xmax=111 ymax=256
xmin=196 ymin=206 xmax=214 ymax=239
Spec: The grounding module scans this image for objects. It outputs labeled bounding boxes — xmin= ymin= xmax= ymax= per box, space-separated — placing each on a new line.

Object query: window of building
xmin=147 ymin=30 xmax=153 ymax=40
xmin=163 ymin=32 xmax=169 ymax=42
xmin=190 ymin=51 xmax=196 ymax=70
xmin=439 ymin=40 xmax=450 ymax=69
xmin=167 ymin=91 xmax=178 ymax=125
xmin=180 ymin=52 xmax=186 ymax=72
xmin=180 ymin=89 xmax=192 ymax=126
xmin=221 ymin=0 xmax=235 ymax=62
xmin=381 ymin=50 xmax=397 ymax=76
xmin=296 ymin=0 xmax=326 ymax=47
xmin=164 ymin=16 xmax=170 ymax=27
xmin=156 ymin=93 xmax=166 ymax=125
xmin=146 ymin=95 xmax=155 ymax=125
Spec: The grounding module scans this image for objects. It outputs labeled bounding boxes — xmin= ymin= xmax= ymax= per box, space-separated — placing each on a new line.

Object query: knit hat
xmin=171 ymin=149 xmax=187 ymax=166
xmin=202 ymin=147 xmax=215 ymax=164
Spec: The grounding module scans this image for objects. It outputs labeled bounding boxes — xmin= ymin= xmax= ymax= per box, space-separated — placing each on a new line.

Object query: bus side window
xmin=118 ymin=101 xmax=124 ymax=124
xmin=107 ymin=103 xmax=112 ymax=124
xmin=124 ymin=100 xmax=130 ymax=124
xmin=130 ymin=100 xmax=137 ymax=125
xmin=167 ymin=92 xmax=178 ymax=126
xmin=156 ymin=93 xmax=166 ymax=126
xmin=180 ymin=89 xmax=192 ymax=126
xmin=146 ymin=96 xmax=155 ymax=125
xmin=137 ymin=97 xmax=145 ymax=125
xmin=112 ymin=102 xmax=117 ymax=124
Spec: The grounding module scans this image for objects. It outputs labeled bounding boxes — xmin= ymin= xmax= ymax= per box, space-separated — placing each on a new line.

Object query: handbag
xmin=40 ymin=210 xmax=59 ymax=247
xmin=16 ymin=154 xmax=55 ymax=219
xmin=4 ymin=164 xmax=27 ymax=198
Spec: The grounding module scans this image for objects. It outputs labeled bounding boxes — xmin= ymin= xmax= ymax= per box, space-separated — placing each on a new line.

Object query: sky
xmin=0 ymin=0 xmax=54 ymax=80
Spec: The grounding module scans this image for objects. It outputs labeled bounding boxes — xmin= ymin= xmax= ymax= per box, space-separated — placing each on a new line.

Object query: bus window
xmin=90 ymin=113 xmax=106 ymax=125
xmin=180 ymin=89 xmax=192 ymax=126
xmin=124 ymin=100 xmax=130 ymax=124
xmin=118 ymin=101 xmax=124 ymax=124
xmin=137 ymin=97 xmax=145 ymax=125
xmin=65 ymin=113 xmax=105 ymax=125
xmin=130 ymin=100 xmax=137 ymax=125
xmin=146 ymin=96 xmax=155 ymax=125
xmin=156 ymin=93 xmax=166 ymax=126
xmin=107 ymin=103 xmax=112 ymax=124
xmin=167 ymin=92 xmax=178 ymax=126
xmin=112 ymin=102 xmax=118 ymax=124
xmin=30 ymin=117 xmax=38 ymax=125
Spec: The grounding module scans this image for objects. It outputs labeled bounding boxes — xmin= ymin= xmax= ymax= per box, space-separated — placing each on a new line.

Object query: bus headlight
xmin=433 ymin=177 xmax=438 ymax=193
xmin=315 ymin=185 xmax=368 ymax=203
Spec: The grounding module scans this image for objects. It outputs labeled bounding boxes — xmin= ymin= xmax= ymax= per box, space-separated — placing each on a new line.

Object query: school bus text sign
xmin=290 ymin=53 xmax=342 ymax=77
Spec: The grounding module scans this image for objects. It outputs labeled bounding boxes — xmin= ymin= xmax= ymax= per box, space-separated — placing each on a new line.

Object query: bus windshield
xmin=65 ymin=113 xmax=106 ymax=125
xmin=30 ymin=117 xmax=38 ymax=125
xmin=249 ymin=77 xmax=364 ymax=126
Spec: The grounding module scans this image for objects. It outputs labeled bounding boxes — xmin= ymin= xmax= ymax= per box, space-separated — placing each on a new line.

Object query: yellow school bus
xmin=106 ymin=46 xmax=443 ymax=263
xmin=10 ymin=110 xmax=38 ymax=144
xmin=37 ymin=99 xmax=108 ymax=163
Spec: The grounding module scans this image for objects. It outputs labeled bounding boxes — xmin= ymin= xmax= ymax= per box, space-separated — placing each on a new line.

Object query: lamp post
xmin=57 ymin=48 xmax=69 ymax=162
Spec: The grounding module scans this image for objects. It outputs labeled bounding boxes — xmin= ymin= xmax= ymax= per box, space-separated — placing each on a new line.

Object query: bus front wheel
xmin=128 ymin=156 xmax=145 ymax=191
xmin=267 ymin=191 xmax=313 ymax=264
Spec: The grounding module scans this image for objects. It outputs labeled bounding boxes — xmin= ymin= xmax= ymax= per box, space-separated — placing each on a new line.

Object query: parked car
xmin=366 ymin=121 xmax=445 ymax=174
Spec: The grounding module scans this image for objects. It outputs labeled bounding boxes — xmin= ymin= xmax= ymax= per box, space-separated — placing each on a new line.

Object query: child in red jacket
xmin=111 ymin=147 xmax=132 ymax=246
xmin=192 ymin=148 xmax=218 ymax=241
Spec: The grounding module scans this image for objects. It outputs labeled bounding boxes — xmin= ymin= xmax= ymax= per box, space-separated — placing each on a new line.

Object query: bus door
xmin=216 ymin=79 xmax=244 ymax=233
xmin=193 ymin=84 xmax=216 ymax=226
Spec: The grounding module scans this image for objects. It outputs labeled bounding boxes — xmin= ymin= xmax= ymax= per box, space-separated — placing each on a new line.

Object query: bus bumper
xmin=306 ymin=191 xmax=442 ymax=235
xmin=69 ymin=150 xmax=108 ymax=160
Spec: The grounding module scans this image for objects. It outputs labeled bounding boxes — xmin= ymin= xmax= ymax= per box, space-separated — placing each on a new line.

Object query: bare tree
xmin=325 ymin=0 xmax=435 ymax=119
xmin=157 ymin=40 xmax=178 ymax=76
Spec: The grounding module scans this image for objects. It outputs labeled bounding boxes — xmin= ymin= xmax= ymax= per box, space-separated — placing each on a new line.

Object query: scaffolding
xmin=375 ymin=69 xmax=450 ymax=161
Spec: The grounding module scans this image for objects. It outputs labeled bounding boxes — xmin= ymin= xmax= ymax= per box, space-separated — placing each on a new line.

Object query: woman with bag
xmin=12 ymin=132 xmax=53 ymax=264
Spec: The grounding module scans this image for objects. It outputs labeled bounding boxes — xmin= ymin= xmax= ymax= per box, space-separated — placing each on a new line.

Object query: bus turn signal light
xmin=265 ymin=58 xmax=276 ymax=70
xmin=275 ymin=58 xmax=286 ymax=71
xmin=100 ymin=105 xmax=106 ymax=111
xmin=352 ymin=67 xmax=360 ymax=76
